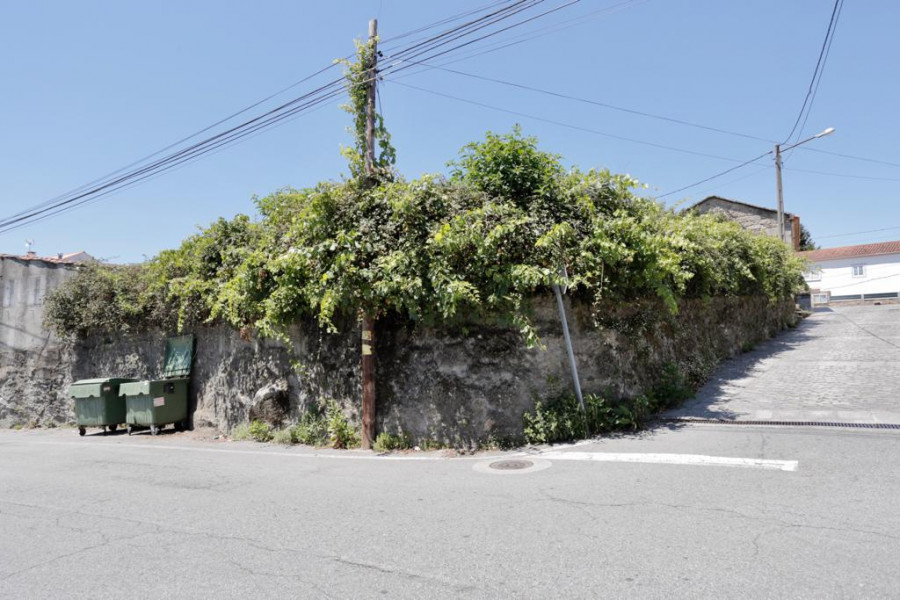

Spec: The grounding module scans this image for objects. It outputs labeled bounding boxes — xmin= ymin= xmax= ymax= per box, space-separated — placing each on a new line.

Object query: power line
xmin=818 ymin=225 xmax=900 ymax=240
xmin=657 ymin=152 xmax=773 ymax=199
xmin=397 ymin=61 xmax=900 ymax=177
xmin=795 ymin=0 xmax=843 ymax=143
xmin=690 ymin=165 xmax=771 ymax=199
xmin=393 ymin=58 xmax=774 ymax=143
xmin=387 ymin=79 xmax=749 ymax=163
xmin=782 ymin=0 xmax=843 ymax=144
xmin=1 ymin=0 xmax=578 ymax=234
xmin=401 ymin=0 xmax=646 ymax=70
xmin=799 ymin=147 xmax=900 ymax=169
xmin=783 ymin=166 xmax=900 ymax=182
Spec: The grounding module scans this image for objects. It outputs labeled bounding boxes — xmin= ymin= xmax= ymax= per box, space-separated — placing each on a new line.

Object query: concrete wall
xmin=0 ymin=257 xmax=78 ymax=427
xmin=15 ymin=295 xmax=797 ymax=445
xmin=804 ymin=253 xmax=900 ymax=300
xmin=693 ymin=197 xmax=795 ymax=248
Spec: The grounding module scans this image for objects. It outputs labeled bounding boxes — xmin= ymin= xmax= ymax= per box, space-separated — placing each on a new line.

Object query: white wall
xmin=0 ymin=258 xmax=77 ymax=352
xmin=804 ymin=252 xmax=900 ymax=298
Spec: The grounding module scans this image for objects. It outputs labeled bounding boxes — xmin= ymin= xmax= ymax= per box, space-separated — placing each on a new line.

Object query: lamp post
xmin=775 ymin=127 xmax=835 ymax=243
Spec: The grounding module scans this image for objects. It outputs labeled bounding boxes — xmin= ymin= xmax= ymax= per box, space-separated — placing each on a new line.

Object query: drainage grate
xmin=489 ymin=459 xmax=534 ymax=470
xmin=664 ymin=418 xmax=900 ymax=430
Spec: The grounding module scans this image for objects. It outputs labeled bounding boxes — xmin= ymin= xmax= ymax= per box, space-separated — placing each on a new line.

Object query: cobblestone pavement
xmin=666 ymin=304 xmax=900 ymax=423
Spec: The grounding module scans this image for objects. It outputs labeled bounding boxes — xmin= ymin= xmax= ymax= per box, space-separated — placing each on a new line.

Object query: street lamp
xmin=775 ymin=127 xmax=835 ymax=243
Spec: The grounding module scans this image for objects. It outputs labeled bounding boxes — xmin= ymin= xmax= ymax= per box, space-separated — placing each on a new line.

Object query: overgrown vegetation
xmin=232 ymin=400 xmax=359 ymax=449
xmin=44 ymin=127 xmax=805 ymax=344
xmin=231 ymin=420 xmax=273 ymax=443
xmin=372 ymin=431 xmax=413 ymax=453
xmin=522 ymin=362 xmax=694 ymax=445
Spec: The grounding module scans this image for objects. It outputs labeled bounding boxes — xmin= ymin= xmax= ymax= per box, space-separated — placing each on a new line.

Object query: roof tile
xmin=798 ymin=240 xmax=900 ymax=262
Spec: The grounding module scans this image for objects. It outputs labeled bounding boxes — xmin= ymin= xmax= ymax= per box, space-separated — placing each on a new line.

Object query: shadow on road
xmin=663 ymin=316 xmax=825 ymax=420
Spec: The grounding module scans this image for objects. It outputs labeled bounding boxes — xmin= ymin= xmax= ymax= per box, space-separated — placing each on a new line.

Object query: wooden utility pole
xmin=774 ymin=143 xmax=785 ymax=243
xmin=360 ymin=18 xmax=378 ymax=450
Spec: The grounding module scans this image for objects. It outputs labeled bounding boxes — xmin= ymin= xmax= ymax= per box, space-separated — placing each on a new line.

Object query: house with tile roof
xmin=689 ymin=196 xmax=800 ymax=251
xmin=798 ymin=241 xmax=900 ymax=304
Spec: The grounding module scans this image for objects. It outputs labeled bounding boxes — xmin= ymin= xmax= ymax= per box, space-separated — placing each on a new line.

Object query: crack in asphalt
xmin=332 ymin=556 xmax=482 ymax=595
xmin=532 ymin=493 xmax=900 ymax=544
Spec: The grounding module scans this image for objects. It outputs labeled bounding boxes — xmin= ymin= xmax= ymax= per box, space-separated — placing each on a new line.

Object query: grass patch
xmin=271 ymin=428 xmax=293 ymax=445
xmin=373 ymin=432 xmax=412 ymax=453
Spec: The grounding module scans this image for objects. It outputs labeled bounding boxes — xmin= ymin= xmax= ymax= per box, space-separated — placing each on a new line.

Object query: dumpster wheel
xmin=150 ymin=425 xmax=159 ymax=436
xmin=109 ymin=423 xmax=118 ymax=432
xmin=78 ymin=426 xmax=86 ymax=437
xmin=126 ymin=425 xmax=133 ymax=436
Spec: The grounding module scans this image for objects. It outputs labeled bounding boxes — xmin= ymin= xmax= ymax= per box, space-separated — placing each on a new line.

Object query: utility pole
xmin=774 ymin=127 xmax=835 ymax=246
xmin=775 ymin=143 xmax=785 ymax=242
xmin=361 ymin=18 xmax=378 ymax=450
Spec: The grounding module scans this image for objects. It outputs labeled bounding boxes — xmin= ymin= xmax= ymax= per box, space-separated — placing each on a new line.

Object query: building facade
xmin=690 ymin=196 xmax=799 ymax=251
xmin=0 ymin=252 xmax=91 ymax=426
xmin=799 ymin=241 xmax=900 ymax=304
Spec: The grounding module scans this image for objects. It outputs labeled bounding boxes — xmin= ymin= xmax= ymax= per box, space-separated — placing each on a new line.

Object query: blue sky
xmin=1 ymin=0 xmax=897 ymax=262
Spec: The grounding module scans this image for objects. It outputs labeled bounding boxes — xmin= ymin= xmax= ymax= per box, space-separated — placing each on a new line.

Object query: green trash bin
xmin=120 ymin=334 xmax=195 ymax=436
xmin=69 ymin=378 xmax=136 ymax=436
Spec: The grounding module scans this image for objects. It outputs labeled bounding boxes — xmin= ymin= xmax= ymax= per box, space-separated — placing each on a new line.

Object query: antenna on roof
xmin=25 ymin=239 xmax=35 ymax=254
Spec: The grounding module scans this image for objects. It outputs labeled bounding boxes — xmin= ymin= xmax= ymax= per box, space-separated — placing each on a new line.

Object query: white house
xmin=799 ymin=240 xmax=900 ymax=303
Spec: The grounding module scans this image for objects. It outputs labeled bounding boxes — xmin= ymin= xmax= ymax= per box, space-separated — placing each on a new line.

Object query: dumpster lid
xmin=118 ymin=380 xmax=151 ymax=396
xmin=69 ymin=378 xmax=136 ymax=398
xmin=162 ymin=334 xmax=195 ymax=378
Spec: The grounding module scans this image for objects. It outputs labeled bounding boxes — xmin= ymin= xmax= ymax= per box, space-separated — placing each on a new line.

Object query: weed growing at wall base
xmin=522 ymin=362 xmax=693 ymax=445
xmin=522 ymin=393 xmax=653 ymax=445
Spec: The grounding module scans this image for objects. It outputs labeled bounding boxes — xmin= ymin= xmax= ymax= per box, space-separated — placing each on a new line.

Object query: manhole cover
xmin=489 ymin=459 xmax=534 ymax=471
xmin=473 ymin=457 xmax=551 ymax=475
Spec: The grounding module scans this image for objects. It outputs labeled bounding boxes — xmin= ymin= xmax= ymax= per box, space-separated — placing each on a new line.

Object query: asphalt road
xmin=2 ymin=423 xmax=899 ymax=599
xmin=3 ymin=305 xmax=899 ymax=599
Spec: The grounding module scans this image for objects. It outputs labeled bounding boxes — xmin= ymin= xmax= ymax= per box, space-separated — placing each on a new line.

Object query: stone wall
xmin=4 ymin=295 xmax=797 ymax=444
xmin=692 ymin=196 xmax=796 ymax=249
xmin=0 ymin=258 xmax=78 ymax=427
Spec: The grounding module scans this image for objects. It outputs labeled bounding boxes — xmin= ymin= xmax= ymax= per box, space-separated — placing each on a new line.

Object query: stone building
xmin=690 ymin=196 xmax=800 ymax=251
xmin=0 ymin=251 xmax=92 ymax=426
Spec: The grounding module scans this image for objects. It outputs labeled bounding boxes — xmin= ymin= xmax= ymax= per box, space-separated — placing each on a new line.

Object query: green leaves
xmin=44 ymin=128 xmax=805 ymax=346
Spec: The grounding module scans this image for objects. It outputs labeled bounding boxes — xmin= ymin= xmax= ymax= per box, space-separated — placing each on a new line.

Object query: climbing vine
xmin=337 ymin=36 xmax=396 ymax=183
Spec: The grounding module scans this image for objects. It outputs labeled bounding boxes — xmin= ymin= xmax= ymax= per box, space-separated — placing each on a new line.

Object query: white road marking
xmin=539 ymin=451 xmax=798 ymax=471
xmin=4 ymin=437 xmax=798 ymax=471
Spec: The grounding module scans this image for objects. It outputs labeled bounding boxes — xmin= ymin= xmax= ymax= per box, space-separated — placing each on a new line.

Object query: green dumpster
xmin=69 ymin=378 xmax=136 ymax=436
xmin=120 ymin=334 xmax=195 ymax=436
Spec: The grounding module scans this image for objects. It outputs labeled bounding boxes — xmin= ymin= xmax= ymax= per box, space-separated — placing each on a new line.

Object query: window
xmin=851 ymin=264 xmax=866 ymax=278
xmin=804 ymin=268 xmax=822 ymax=282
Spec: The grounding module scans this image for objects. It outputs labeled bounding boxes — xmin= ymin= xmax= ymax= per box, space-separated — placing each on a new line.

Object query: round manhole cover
xmin=473 ymin=457 xmax=551 ymax=475
xmin=489 ymin=459 xmax=534 ymax=471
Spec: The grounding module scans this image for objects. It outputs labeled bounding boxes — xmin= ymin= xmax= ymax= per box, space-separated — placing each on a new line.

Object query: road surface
xmin=2 ymin=305 xmax=899 ymax=599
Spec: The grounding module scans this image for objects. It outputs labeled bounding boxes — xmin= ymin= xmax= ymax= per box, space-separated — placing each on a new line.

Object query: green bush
xmin=271 ymin=428 xmax=293 ymax=445
xmin=649 ymin=363 xmax=693 ymax=410
xmin=246 ymin=420 xmax=272 ymax=443
xmin=325 ymin=400 xmax=359 ymax=449
xmin=523 ymin=392 xmax=655 ymax=445
xmin=230 ymin=423 xmax=250 ymax=441
xmin=43 ymin=129 xmax=805 ymax=345
xmin=372 ymin=431 xmax=412 ymax=453
xmin=290 ymin=410 xmax=329 ymax=446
